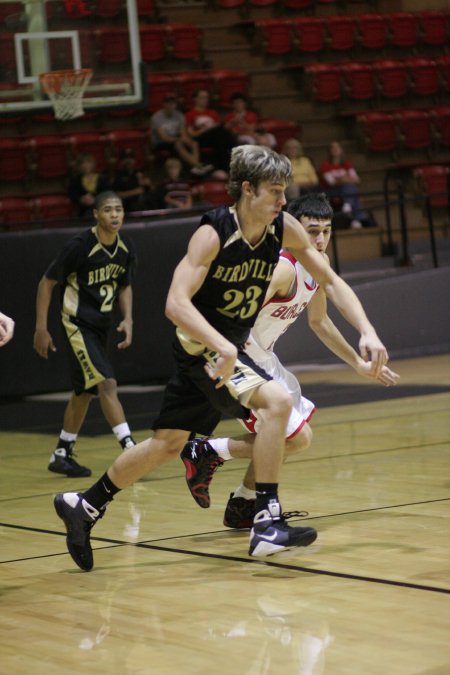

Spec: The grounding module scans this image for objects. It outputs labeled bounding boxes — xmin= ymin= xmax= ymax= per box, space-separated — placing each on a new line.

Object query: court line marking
xmin=1 ymin=503 xmax=450 ymax=596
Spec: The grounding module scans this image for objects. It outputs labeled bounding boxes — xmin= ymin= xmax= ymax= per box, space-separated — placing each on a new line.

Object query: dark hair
xmin=230 ymin=92 xmax=247 ymax=102
xmin=95 ymin=191 xmax=122 ymax=210
xmin=287 ymin=193 xmax=334 ymax=221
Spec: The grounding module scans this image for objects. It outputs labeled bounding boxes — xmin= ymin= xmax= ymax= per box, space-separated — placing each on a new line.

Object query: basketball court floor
xmin=1 ymin=354 xmax=449 ymax=674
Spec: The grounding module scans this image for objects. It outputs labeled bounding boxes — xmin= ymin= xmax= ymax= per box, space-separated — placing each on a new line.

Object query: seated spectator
xmin=185 ymin=89 xmax=235 ymax=177
xmin=282 ymin=138 xmax=319 ymax=200
xmin=150 ymin=95 xmax=211 ymax=176
xmin=223 ymin=93 xmax=258 ymax=145
xmin=254 ymin=126 xmax=277 ymax=150
xmin=319 ymin=141 xmax=369 ymax=229
xmin=113 ymin=148 xmax=157 ymax=213
xmin=154 ymin=158 xmax=194 ymax=210
xmin=68 ymin=153 xmax=110 ymax=219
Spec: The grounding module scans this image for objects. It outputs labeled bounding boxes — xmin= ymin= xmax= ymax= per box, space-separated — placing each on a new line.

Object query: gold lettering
xmin=239 ymin=262 xmax=249 ymax=281
xmin=213 ymin=265 xmax=225 ymax=280
xmin=229 ymin=266 xmax=241 ymax=283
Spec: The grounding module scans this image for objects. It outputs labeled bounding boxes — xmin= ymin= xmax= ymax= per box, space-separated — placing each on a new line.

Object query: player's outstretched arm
xmin=282 ymin=212 xmax=388 ymax=376
xmin=307 ymin=288 xmax=399 ymax=386
xmin=165 ymin=224 xmax=237 ymax=387
xmin=0 ymin=312 xmax=14 ymax=347
xmin=33 ymin=276 xmax=58 ymax=359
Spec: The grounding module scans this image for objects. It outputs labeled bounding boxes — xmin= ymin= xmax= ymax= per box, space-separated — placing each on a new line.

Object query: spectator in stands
xmin=254 ymin=125 xmax=277 ymax=150
xmin=0 ymin=312 xmax=14 ymax=347
xmin=113 ymin=148 xmax=156 ymax=213
xmin=282 ymin=138 xmax=319 ymax=200
xmin=185 ymin=89 xmax=235 ymax=178
xmin=68 ymin=153 xmax=110 ymax=219
xmin=319 ymin=141 xmax=368 ymax=229
xmin=154 ymin=157 xmax=195 ymax=210
xmin=150 ymin=95 xmax=212 ymax=176
xmin=223 ymin=93 xmax=258 ymax=145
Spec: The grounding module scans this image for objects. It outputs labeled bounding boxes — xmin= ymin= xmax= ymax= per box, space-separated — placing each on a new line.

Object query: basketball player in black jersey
xmin=53 ymin=146 xmax=389 ymax=570
xmin=34 ymin=192 xmax=137 ymax=478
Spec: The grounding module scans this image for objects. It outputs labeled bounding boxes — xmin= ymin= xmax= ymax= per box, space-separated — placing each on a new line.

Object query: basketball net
xmin=39 ymin=69 xmax=93 ymax=121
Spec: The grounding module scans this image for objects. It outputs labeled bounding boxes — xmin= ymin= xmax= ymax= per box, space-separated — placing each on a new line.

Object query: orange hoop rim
xmin=39 ymin=68 xmax=93 ymax=94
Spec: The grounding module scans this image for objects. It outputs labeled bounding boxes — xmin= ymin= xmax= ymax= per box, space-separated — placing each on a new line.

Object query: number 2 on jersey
xmin=99 ymin=282 xmax=117 ymax=312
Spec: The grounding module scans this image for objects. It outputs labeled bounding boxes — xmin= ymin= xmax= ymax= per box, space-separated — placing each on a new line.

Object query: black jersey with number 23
xmin=192 ymin=206 xmax=284 ymax=346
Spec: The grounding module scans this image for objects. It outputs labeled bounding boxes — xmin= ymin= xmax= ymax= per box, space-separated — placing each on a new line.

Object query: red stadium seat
xmin=0 ymin=197 xmax=34 ymax=228
xmin=258 ymin=118 xmax=300 ymax=151
xmin=0 ymin=138 xmax=29 ymax=181
xmin=92 ymin=0 xmax=121 ymax=18
xmin=167 ymin=24 xmax=202 ymax=61
xmin=292 ymin=18 xmax=325 ymax=54
xmin=197 ymin=180 xmax=233 ymax=206
xmin=28 ymin=135 xmax=69 ymax=179
xmin=0 ymin=33 xmax=18 ymax=73
xmin=436 ymin=55 xmax=450 ymax=95
xmin=283 ymin=0 xmax=313 ymax=8
xmin=96 ymin=27 xmax=129 ymax=64
xmin=147 ymin=73 xmax=178 ymax=113
xmin=357 ymin=111 xmax=398 ymax=153
xmin=249 ymin=0 xmax=278 ymax=5
xmin=373 ymin=60 xmax=409 ymax=100
xmin=356 ymin=14 xmax=387 ymax=50
xmin=34 ymin=195 xmax=75 ymax=221
xmin=326 ymin=16 xmax=356 ymax=52
xmin=406 ymin=57 xmax=440 ymax=98
xmin=305 ymin=63 xmax=342 ymax=103
xmin=176 ymin=71 xmax=214 ymax=108
xmin=387 ymin=13 xmax=418 ymax=49
xmin=0 ymin=2 xmax=22 ymax=23
xmin=395 ymin=110 xmax=432 ymax=152
xmin=66 ymin=132 xmax=109 ymax=172
xmin=107 ymin=129 xmax=149 ymax=170
xmin=136 ymin=0 xmax=155 ymax=16
xmin=414 ymin=165 xmax=449 ymax=207
xmin=341 ymin=62 xmax=375 ymax=101
xmin=417 ymin=10 xmax=449 ymax=47
xmin=256 ymin=20 xmax=292 ymax=56
xmin=139 ymin=24 xmax=167 ymax=62
xmin=212 ymin=70 xmax=249 ymax=107
xmin=218 ymin=0 xmax=246 ymax=7
xmin=431 ymin=106 xmax=450 ymax=148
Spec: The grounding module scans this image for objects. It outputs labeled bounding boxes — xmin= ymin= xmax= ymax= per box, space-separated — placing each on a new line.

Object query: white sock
xmin=112 ymin=422 xmax=131 ymax=441
xmin=233 ymin=483 xmax=256 ymax=500
xmin=60 ymin=430 xmax=77 ymax=443
xmin=208 ymin=437 xmax=232 ymax=460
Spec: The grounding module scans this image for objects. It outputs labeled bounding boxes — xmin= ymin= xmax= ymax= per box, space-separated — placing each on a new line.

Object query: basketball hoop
xmin=39 ymin=69 xmax=93 ymax=121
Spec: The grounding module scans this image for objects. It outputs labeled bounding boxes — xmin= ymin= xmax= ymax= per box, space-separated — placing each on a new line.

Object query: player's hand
xmin=33 ymin=328 xmax=56 ymax=358
xmin=117 ymin=320 xmax=132 ymax=349
xmin=204 ymin=346 xmax=237 ymax=388
xmin=355 ymin=360 xmax=400 ymax=386
xmin=0 ymin=312 xmax=14 ymax=347
xmin=359 ymin=332 xmax=388 ymax=377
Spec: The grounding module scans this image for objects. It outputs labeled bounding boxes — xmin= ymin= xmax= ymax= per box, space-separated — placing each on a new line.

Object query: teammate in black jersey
xmin=53 ymin=146 xmax=390 ymax=570
xmin=34 ymin=192 xmax=137 ymax=478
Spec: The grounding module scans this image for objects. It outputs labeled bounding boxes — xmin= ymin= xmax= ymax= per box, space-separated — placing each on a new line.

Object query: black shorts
xmin=152 ymin=339 xmax=272 ymax=436
xmin=62 ymin=315 xmax=114 ymax=395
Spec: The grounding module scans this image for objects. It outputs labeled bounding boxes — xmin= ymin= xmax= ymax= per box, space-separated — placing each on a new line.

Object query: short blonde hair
xmin=228 ymin=145 xmax=292 ymax=201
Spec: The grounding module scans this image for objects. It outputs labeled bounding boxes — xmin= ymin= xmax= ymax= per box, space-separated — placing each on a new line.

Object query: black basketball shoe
xmin=48 ymin=447 xmax=92 ymax=477
xmin=223 ymin=493 xmax=256 ymax=529
xmin=120 ymin=435 xmax=136 ymax=450
xmin=180 ymin=438 xmax=224 ymax=508
xmin=54 ymin=492 xmax=104 ymax=571
xmin=249 ymin=500 xmax=317 ymax=557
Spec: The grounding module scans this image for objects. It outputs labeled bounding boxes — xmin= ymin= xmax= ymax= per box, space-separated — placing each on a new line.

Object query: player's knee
xmin=286 ymin=424 xmax=313 ymax=455
xmin=98 ymin=378 xmax=118 ymax=396
xmin=267 ymin=388 xmax=293 ymax=422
